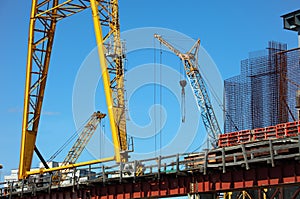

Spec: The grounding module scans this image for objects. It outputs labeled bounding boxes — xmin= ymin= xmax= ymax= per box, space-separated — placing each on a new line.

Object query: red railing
xmin=218 ymin=121 xmax=300 ymax=147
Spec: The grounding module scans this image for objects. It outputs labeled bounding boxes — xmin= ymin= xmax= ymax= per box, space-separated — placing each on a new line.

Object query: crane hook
xmin=180 ymin=80 xmax=187 ymax=123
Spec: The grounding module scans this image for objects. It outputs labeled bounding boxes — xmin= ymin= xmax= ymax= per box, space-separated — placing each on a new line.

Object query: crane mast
xmin=62 ymin=112 xmax=106 ymax=165
xmin=108 ymin=0 xmax=128 ymax=159
xmin=154 ymin=34 xmax=221 ymax=147
xmin=19 ymin=0 xmax=128 ymax=179
xmin=90 ymin=0 xmax=128 ymax=162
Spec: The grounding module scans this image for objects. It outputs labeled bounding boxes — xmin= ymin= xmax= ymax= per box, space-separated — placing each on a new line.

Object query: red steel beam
xmin=9 ymin=161 xmax=300 ymax=199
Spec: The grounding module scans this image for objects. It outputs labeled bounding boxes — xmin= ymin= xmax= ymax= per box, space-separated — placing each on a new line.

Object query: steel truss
xmin=19 ymin=0 xmax=127 ymax=179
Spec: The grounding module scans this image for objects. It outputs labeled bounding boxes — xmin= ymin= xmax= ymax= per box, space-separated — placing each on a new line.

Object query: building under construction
xmin=224 ymin=42 xmax=300 ymax=133
xmin=1 ymin=2 xmax=300 ymax=198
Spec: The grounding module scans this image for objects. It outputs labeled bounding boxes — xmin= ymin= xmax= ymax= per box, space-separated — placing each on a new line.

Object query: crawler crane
xmin=19 ymin=0 xmax=129 ymax=179
xmin=154 ymin=34 xmax=222 ymax=147
xmin=48 ymin=111 xmax=106 ymax=183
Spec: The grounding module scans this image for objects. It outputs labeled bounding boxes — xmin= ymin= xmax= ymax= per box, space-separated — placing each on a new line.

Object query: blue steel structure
xmin=154 ymin=34 xmax=222 ymax=148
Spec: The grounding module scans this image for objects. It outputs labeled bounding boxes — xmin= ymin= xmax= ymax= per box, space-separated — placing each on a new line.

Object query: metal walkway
xmin=2 ymin=136 xmax=300 ymax=198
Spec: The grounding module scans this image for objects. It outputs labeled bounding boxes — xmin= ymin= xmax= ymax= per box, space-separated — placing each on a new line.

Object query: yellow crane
xmin=154 ymin=34 xmax=222 ymax=147
xmin=49 ymin=111 xmax=106 ymax=183
xmin=19 ymin=0 xmax=129 ymax=179
xmin=61 ymin=112 xmax=106 ymax=166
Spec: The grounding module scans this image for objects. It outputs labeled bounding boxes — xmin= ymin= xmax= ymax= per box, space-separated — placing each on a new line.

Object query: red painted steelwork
xmin=218 ymin=121 xmax=300 ymax=147
xmin=11 ymin=161 xmax=300 ymax=199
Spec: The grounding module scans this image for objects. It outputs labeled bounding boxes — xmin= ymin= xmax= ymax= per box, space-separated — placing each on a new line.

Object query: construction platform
xmin=1 ymin=132 xmax=300 ymax=198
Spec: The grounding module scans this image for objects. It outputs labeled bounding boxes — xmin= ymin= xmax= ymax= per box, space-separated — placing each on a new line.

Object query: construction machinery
xmin=154 ymin=34 xmax=222 ymax=148
xmin=61 ymin=112 xmax=106 ymax=166
xmin=19 ymin=0 xmax=129 ymax=179
xmin=50 ymin=112 xmax=105 ymax=183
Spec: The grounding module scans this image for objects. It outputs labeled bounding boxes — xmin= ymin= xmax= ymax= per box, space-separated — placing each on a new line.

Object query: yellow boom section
xmin=19 ymin=0 xmax=58 ymax=179
xmin=19 ymin=0 xmax=128 ymax=179
xmin=63 ymin=112 xmax=106 ymax=165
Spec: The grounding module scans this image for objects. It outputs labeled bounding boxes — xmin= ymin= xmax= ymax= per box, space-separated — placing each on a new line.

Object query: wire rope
xmin=153 ymin=38 xmax=157 ymax=156
xmin=159 ymin=42 xmax=163 ymax=155
xmin=47 ymin=115 xmax=92 ymax=162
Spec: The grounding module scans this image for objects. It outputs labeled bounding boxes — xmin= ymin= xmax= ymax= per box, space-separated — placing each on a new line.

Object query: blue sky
xmin=0 ymin=1 xmax=299 ymax=188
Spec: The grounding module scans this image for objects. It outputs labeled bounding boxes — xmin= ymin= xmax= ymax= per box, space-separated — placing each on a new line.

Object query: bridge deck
xmin=1 ymin=136 xmax=300 ymax=198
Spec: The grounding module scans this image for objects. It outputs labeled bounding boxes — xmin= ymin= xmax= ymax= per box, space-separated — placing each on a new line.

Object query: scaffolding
xmin=276 ymin=47 xmax=300 ymax=122
xmin=224 ymin=42 xmax=300 ymax=133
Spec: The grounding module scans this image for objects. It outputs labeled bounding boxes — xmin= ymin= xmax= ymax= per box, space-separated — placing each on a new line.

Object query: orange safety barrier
xmin=238 ymin=130 xmax=252 ymax=143
xmin=218 ymin=121 xmax=300 ymax=147
xmin=253 ymin=127 xmax=267 ymax=141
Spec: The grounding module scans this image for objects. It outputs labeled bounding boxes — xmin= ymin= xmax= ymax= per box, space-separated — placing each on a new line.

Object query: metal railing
xmin=1 ymin=136 xmax=300 ymax=197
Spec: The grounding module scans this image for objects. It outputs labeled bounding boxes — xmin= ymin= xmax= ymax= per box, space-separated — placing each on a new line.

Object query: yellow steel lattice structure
xmin=19 ymin=0 xmax=128 ymax=179
xmin=62 ymin=112 xmax=106 ymax=165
